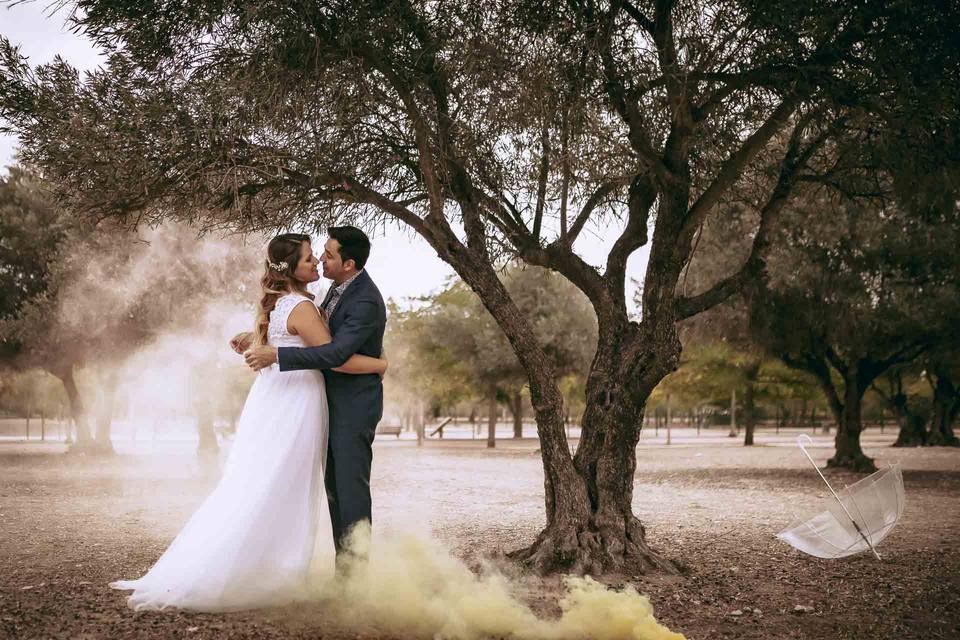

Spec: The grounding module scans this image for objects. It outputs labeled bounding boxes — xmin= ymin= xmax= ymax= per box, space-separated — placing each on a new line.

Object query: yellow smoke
xmin=313 ymin=524 xmax=685 ymax=640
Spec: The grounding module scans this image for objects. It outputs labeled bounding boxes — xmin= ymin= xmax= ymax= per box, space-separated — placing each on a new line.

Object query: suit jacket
xmin=277 ymin=270 xmax=386 ymax=427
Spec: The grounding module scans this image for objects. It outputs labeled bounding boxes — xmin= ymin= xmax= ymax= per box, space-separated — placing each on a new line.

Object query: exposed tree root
xmin=927 ymin=430 xmax=960 ymax=447
xmin=826 ymin=451 xmax=877 ymax=473
xmin=509 ymin=517 xmax=678 ymax=576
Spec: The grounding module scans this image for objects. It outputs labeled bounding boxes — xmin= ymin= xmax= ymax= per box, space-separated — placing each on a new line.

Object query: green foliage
xmin=0 ymin=165 xmax=261 ymax=373
xmin=0 ymin=368 xmax=66 ymax=417
xmin=387 ymin=265 xmax=597 ymax=409
xmin=0 ymin=167 xmax=68 ymax=322
xmin=0 ymin=165 xmax=262 ymax=449
xmin=753 ymin=188 xmax=960 ymax=377
xmin=654 ymin=340 xmax=820 ymax=414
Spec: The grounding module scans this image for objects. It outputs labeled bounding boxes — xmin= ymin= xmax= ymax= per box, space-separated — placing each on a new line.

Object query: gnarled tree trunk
xmin=50 ymin=365 xmax=94 ymax=451
xmin=509 ymin=313 xmax=679 ymax=575
xmin=827 ymin=367 xmax=877 ymax=472
xmin=891 ymin=391 xmax=928 ymax=447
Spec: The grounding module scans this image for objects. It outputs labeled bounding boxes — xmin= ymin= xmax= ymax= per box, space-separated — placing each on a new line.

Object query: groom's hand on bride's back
xmin=230 ymin=332 xmax=253 ymax=354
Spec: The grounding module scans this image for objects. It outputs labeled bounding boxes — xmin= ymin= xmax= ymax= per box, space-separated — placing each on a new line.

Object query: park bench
xmin=376 ymin=424 xmax=402 ymax=438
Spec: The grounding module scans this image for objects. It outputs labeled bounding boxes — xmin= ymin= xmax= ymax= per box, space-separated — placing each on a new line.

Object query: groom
xmin=243 ymin=226 xmax=387 ymax=555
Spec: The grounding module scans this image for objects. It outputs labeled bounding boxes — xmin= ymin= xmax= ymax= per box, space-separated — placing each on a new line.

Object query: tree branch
xmin=348 ymin=42 xmax=447 ymax=222
xmin=584 ymin=1 xmax=674 ymax=185
xmin=693 ymin=10 xmax=871 ymax=124
xmin=692 ymin=66 xmax=797 ymax=122
xmin=783 ymin=353 xmax=844 ymax=423
xmin=519 ymin=240 xmax=612 ymax=314
xmin=533 ymin=116 xmax=551 ymax=240
xmin=564 ymin=178 xmax=628 ymax=245
xmin=621 ymin=0 xmax=655 ymax=35
xmin=675 ymin=112 xmax=840 ymax=319
xmin=681 ymin=95 xmax=801 ymax=240
xmin=559 ymin=106 xmax=571 ymax=238
xmin=605 ymin=173 xmax=657 ymax=295
xmin=873 ymin=336 xmax=935 ymax=374
xmin=824 ymin=346 xmax=848 ymax=377
xmin=652 ymin=0 xmax=684 ymax=108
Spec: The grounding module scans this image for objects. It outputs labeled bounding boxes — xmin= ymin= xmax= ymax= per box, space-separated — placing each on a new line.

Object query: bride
xmin=110 ymin=233 xmax=387 ymax=612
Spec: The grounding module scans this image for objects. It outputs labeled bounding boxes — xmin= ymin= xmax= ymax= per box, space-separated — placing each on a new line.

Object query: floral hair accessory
xmin=268 ymin=260 xmax=288 ymax=272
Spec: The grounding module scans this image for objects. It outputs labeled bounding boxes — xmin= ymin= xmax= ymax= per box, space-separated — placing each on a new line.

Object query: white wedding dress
xmin=111 ymin=293 xmax=333 ymax=611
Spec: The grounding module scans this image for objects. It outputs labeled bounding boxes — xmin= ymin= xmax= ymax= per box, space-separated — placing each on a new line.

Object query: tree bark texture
xmin=51 ymin=366 xmax=94 ymax=451
xmin=728 ymin=388 xmax=737 ymax=437
xmin=927 ymin=368 xmax=960 ymax=446
xmin=741 ymin=361 xmax=761 ymax=446
xmin=890 ymin=391 xmax=928 ymax=447
xmin=827 ymin=368 xmax=877 ymax=472
xmin=508 ymin=311 xmax=680 ymax=575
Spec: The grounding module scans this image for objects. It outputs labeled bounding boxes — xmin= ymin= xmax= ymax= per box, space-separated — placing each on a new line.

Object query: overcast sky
xmin=0 ymin=2 xmax=649 ymax=308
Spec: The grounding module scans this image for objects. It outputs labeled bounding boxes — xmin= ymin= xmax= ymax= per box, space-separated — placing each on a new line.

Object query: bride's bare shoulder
xmin=286 ymin=296 xmax=326 ymax=336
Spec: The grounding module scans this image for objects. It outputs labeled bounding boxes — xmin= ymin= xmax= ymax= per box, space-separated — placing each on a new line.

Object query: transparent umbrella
xmin=777 ymin=435 xmax=905 ymax=560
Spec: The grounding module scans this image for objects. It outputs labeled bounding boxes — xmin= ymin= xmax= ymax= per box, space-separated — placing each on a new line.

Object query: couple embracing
xmin=111 ymin=226 xmax=388 ymax=611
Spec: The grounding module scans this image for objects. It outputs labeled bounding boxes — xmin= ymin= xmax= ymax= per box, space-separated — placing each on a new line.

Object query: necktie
xmin=325 ymin=288 xmax=343 ymax=317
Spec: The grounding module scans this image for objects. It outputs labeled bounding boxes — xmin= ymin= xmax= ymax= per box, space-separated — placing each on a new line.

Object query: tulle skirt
xmin=111 ymin=366 xmax=332 ymax=611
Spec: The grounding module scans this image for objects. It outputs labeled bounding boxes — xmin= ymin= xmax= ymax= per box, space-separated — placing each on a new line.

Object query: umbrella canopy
xmin=777 ymin=436 xmax=905 ymax=559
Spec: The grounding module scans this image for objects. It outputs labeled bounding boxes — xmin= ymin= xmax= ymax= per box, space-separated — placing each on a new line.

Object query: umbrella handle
xmin=796 ymin=435 xmax=882 ymax=560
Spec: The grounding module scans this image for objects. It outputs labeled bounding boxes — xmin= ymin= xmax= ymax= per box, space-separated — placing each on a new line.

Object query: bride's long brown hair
xmin=254 ymin=233 xmax=316 ymax=346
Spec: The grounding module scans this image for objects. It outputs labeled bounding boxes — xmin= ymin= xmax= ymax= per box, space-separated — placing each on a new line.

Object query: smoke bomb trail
xmin=308 ymin=525 xmax=685 ymax=640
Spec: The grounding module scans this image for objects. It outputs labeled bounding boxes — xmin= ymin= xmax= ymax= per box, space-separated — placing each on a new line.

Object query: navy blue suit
xmin=277 ymin=270 xmax=386 ymax=551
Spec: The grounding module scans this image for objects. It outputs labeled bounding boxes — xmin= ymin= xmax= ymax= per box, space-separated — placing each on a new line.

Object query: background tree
xmin=0 ymin=166 xmax=67 ymax=319
xmin=2 ymin=0 xmax=956 ymax=572
xmin=0 ymin=368 xmax=66 ymax=437
xmin=671 ymin=211 xmax=823 ymax=448
xmin=413 ymin=281 xmax=523 ymax=448
xmin=747 ymin=179 xmax=960 ymax=471
xmin=923 ymin=347 xmax=960 ymax=446
xmin=656 ymin=336 xmax=821 ymax=445
xmin=398 ymin=266 xmax=597 ymax=447
xmin=0 ymin=167 xmax=100 ymax=448
xmin=0 ymin=168 xmax=261 ymax=453
xmin=874 ymin=363 xmax=932 ymax=447
xmin=383 ymin=297 xmax=474 ymax=439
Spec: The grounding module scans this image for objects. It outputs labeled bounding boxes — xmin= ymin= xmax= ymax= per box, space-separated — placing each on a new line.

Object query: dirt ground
xmin=1 ymin=428 xmax=958 ymax=640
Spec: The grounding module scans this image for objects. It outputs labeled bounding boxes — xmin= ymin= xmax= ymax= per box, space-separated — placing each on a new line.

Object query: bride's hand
xmin=230 ymin=331 xmax=253 ymax=355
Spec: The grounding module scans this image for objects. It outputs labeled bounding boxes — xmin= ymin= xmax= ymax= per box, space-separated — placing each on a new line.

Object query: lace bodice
xmin=268 ymin=293 xmax=314 ymax=348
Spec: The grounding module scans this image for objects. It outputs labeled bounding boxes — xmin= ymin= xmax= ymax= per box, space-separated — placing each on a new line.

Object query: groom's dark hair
xmin=328 ymin=226 xmax=371 ymax=270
